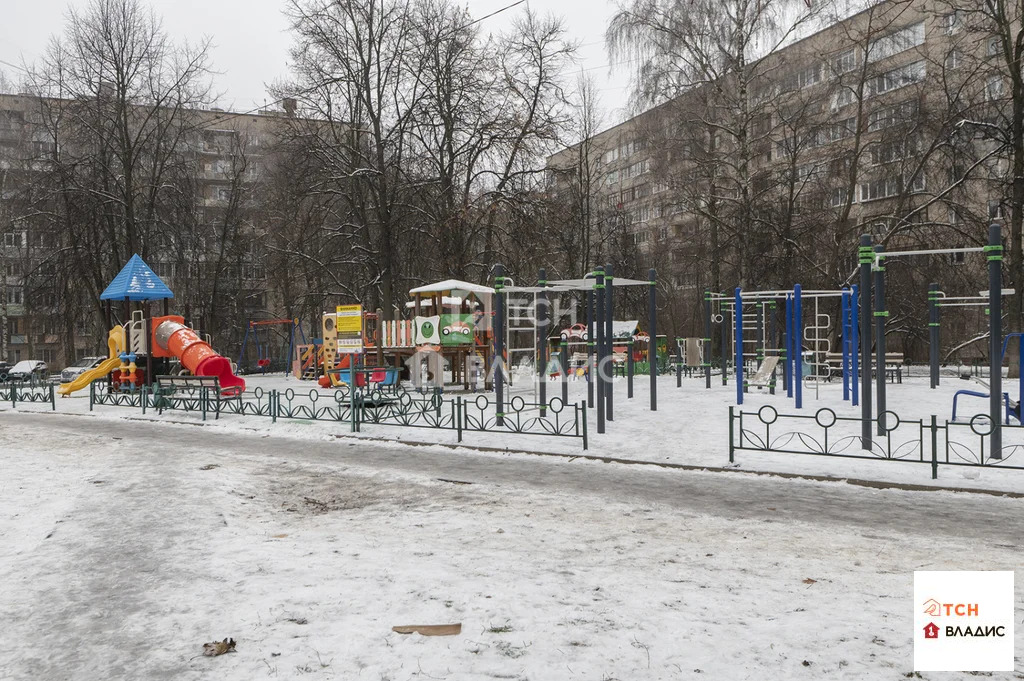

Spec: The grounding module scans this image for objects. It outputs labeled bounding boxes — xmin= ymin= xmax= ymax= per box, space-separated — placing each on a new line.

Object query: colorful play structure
xmin=296 ymin=280 xmax=496 ymax=391
xmin=58 ymin=255 xmax=244 ymax=396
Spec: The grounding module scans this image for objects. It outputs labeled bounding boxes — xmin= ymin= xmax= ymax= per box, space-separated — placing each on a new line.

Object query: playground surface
xmin=15 ymin=369 xmax=1024 ymax=494
xmin=1 ymin=412 xmax=1021 ymax=680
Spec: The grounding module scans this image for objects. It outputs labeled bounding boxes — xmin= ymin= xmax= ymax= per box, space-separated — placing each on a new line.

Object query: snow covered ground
xmin=0 ymin=413 xmax=1020 ymax=680
xmin=8 ymin=368 xmax=1024 ymax=494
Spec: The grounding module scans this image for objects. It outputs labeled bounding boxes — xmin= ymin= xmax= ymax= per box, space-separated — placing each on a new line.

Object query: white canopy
xmin=409 ymin=279 xmax=494 ymax=296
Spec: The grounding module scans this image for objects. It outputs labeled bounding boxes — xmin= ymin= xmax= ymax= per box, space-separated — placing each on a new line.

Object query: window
xmin=833 ymin=49 xmax=857 ymax=75
xmin=868 ymin=22 xmax=925 ymax=63
xmin=2 ymin=232 xmax=24 ymax=248
xmin=826 ymin=117 xmax=856 ymax=143
xmin=943 ymin=11 xmax=962 ymax=35
xmin=796 ymin=163 xmax=820 ymax=181
xmin=987 ymin=37 xmax=1001 ymax=57
xmin=605 ymin=170 xmax=619 ymax=186
xmin=216 ymin=187 xmax=232 ymax=201
xmin=796 ymin=64 xmax=822 ymax=89
xmin=830 ymin=187 xmax=852 ymax=207
xmin=949 ymin=249 xmax=966 ymax=266
xmin=604 ymin=148 xmax=620 ymax=164
xmin=945 ymin=50 xmax=962 ymax=71
xmin=859 ymin=174 xmax=924 ymax=202
xmin=868 ymin=61 xmax=925 ymax=97
xmin=986 ymin=76 xmax=1005 ymax=101
xmin=832 ymin=86 xmax=857 ymax=110
xmin=989 ymin=200 xmax=1004 ymax=220
xmin=6 ymin=287 xmax=23 ymax=305
xmin=867 ymin=99 xmax=919 ymax=132
xmin=870 ymin=137 xmax=920 ymax=165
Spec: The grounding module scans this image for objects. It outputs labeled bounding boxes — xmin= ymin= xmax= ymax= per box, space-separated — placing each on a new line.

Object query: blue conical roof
xmin=100 ymin=254 xmax=174 ymax=301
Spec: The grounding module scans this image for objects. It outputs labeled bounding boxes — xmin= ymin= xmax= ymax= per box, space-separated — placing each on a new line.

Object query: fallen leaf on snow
xmin=803 ymin=578 xmax=817 ymax=585
xmin=392 ymin=623 xmax=462 ymax=636
xmin=202 ymin=638 xmax=237 ymax=656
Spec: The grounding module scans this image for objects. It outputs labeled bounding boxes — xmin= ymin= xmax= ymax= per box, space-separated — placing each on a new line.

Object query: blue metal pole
xmin=735 ymin=287 xmax=743 ymax=405
xmin=785 ymin=294 xmax=793 ymax=398
xmin=790 ymin=282 xmax=798 ymax=409
xmin=841 ymin=289 xmax=850 ymax=402
xmin=851 ymin=285 xmax=860 ymax=407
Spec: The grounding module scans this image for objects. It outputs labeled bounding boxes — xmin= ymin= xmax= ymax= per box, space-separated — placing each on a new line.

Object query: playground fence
xmin=729 ymin=405 xmax=1024 ymax=477
xmin=4 ymin=382 xmax=55 ymax=409
xmin=88 ymin=380 xmax=587 ymax=449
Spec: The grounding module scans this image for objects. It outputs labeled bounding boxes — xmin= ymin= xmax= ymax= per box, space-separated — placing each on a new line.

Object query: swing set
xmin=237 ymin=319 xmax=305 ymax=375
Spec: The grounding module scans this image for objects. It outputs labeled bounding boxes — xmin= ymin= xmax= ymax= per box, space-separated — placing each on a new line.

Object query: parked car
xmin=560 ymin=323 xmax=589 ymax=342
xmin=60 ymin=356 xmax=107 ymax=383
xmin=0 ymin=360 xmax=10 ymax=382
xmin=8 ymin=359 xmax=48 ymax=382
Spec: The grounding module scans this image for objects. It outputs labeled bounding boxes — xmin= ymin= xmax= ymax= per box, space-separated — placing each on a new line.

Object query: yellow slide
xmin=58 ymin=326 xmax=127 ymax=396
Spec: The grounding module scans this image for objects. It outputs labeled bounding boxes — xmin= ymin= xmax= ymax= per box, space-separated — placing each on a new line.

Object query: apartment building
xmin=0 ymin=93 xmax=300 ymax=369
xmin=548 ymin=0 xmax=1011 ymax=315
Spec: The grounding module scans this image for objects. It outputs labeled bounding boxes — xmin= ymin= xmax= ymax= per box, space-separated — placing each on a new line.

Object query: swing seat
xmin=257 ymin=358 xmax=271 ymax=368
xmin=369 ymin=369 xmax=387 ymax=383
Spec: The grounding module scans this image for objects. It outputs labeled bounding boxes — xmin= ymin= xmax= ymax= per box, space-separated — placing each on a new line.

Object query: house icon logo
xmin=924 ymin=622 xmax=940 ymax=639
xmin=923 ymin=598 xmax=942 ymax=617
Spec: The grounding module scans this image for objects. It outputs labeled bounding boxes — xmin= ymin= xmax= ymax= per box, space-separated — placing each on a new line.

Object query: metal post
xmin=720 ymin=296 xmax=728 ymax=386
xmin=595 ymin=267 xmax=605 ymax=434
xmin=874 ymin=245 xmax=886 ymax=436
xmin=735 ymin=287 xmax=743 ymax=405
xmin=794 ymin=284 xmax=803 ymax=410
xmin=704 ymin=290 xmax=712 ymax=389
xmin=627 ymin=338 xmax=634 ymax=398
xmin=538 ymin=268 xmax=548 ymax=417
xmin=851 ymin=285 xmax=860 ymax=407
xmin=560 ymin=339 xmax=568 ymax=405
xmin=494 ymin=264 xmax=505 ymax=427
xmin=649 ymin=269 xmax=658 ymax=411
xmin=929 ymin=282 xmax=940 ymax=389
xmin=784 ymin=294 xmax=793 ymax=397
xmin=841 ymin=289 xmax=850 ymax=401
xmin=755 ymin=302 xmax=764 ymax=373
xmin=988 ymin=223 xmax=1003 ymax=459
xmin=859 ymin=235 xmax=873 ymax=450
xmin=605 ymin=263 xmax=614 ymax=421
xmin=768 ymin=301 xmax=777 ymax=395
xmin=587 ymin=287 xmax=595 ymax=408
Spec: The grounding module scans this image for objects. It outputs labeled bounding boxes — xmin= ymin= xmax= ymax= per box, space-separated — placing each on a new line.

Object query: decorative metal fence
xmin=87 ymin=380 xmax=587 ymax=448
xmin=3 ymin=382 xmax=55 ymax=409
xmin=729 ymin=405 xmax=1024 ymax=477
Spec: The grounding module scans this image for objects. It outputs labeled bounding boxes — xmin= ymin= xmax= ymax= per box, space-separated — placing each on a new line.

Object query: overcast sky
xmin=0 ymin=0 xmax=635 ymax=124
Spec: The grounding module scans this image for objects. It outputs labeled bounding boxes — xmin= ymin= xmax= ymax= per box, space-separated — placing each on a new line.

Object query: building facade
xmin=0 ymin=94 xmax=301 ymax=369
xmin=548 ymin=0 xmax=1014 ymax=352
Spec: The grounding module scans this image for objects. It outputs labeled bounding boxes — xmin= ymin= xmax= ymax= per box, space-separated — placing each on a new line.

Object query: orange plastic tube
xmin=154 ymin=320 xmax=246 ymax=394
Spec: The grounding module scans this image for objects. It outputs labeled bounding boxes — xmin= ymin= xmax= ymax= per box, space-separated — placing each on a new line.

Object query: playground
xmin=4 ymin=240 xmax=1024 ymax=680
xmin=4 ymin=235 xmax=1023 ymax=493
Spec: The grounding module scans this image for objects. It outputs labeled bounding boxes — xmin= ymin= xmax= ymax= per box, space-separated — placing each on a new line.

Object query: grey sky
xmin=0 ymin=0 xmax=634 ymax=123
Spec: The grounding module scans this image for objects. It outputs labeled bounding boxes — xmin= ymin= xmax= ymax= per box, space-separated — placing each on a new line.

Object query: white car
xmin=60 ymin=356 xmax=107 ymax=383
xmin=8 ymin=359 xmax=49 ymax=382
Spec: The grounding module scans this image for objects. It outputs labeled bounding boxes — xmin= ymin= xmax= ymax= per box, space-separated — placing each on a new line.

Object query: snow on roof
xmin=100 ymin=254 xmax=174 ymax=301
xmin=408 ymin=279 xmax=494 ymax=296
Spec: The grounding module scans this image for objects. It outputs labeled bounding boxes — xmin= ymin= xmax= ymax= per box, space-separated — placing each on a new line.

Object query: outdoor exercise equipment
xmin=859 ymin=224 xmax=1005 ymax=456
xmin=707 ymin=285 xmax=860 ymax=410
xmin=496 ymin=264 xmax=659 ymax=435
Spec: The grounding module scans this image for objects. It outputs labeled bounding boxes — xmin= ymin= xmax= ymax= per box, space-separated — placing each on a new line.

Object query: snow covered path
xmin=1 ymin=412 xmax=1021 ymax=680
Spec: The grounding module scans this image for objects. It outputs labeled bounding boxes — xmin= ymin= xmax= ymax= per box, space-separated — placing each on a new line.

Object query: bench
xmin=153 ymin=375 xmax=225 ymax=420
xmin=824 ymin=352 xmax=904 ymax=383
